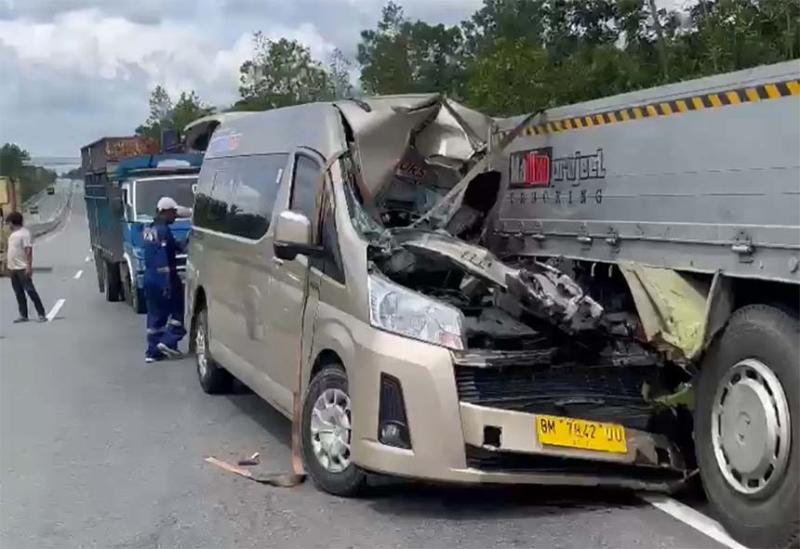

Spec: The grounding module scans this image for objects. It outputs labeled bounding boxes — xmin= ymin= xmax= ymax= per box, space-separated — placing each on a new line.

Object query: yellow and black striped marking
xmin=518 ymin=78 xmax=800 ymax=137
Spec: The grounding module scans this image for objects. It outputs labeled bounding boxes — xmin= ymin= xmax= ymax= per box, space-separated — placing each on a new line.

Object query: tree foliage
xmin=0 ymin=143 xmax=57 ymax=202
xmin=358 ymin=2 xmax=465 ymax=96
xmin=356 ymin=0 xmax=799 ymax=115
xmin=234 ymin=33 xmax=340 ymax=111
xmin=136 ymin=85 xmax=214 ymax=144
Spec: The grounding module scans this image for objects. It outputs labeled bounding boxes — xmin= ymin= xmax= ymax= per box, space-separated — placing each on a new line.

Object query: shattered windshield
xmin=340 ymin=155 xmax=387 ymax=242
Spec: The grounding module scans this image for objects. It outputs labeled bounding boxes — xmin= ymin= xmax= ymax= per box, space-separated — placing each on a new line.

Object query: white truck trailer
xmin=489 ymin=60 xmax=799 ymax=548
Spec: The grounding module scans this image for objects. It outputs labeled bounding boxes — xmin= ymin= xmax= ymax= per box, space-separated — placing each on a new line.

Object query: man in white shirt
xmin=5 ymin=211 xmax=47 ymax=323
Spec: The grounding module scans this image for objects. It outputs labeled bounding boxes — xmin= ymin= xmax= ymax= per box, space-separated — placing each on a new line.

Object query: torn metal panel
xmin=335 ymin=95 xmax=492 ymax=209
xmin=334 ymin=95 xmax=505 ymax=235
xmin=619 ymin=262 xmax=709 ymax=360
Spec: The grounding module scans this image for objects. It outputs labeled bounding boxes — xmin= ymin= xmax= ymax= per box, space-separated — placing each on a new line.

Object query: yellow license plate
xmin=535 ymin=414 xmax=627 ymax=454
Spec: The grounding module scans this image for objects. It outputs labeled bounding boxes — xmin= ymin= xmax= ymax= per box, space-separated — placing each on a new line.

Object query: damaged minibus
xmin=182 ymin=93 xmax=792 ymax=546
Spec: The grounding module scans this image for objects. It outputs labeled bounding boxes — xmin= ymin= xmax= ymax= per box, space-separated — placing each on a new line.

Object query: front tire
xmin=695 ymin=305 xmax=799 ymax=549
xmin=302 ymin=364 xmax=367 ymax=496
xmin=194 ymin=307 xmax=233 ymax=394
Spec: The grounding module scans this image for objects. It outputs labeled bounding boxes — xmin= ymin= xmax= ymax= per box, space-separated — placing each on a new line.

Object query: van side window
xmin=227 ymin=154 xmax=288 ymax=239
xmin=194 ymin=157 xmax=227 ymax=231
xmin=208 ymin=161 xmax=235 ymax=233
xmin=290 ymin=155 xmax=322 ymax=224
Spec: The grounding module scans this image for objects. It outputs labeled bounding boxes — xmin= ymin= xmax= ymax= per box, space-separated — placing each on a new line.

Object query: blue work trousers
xmin=145 ymin=282 xmax=186 ymax=359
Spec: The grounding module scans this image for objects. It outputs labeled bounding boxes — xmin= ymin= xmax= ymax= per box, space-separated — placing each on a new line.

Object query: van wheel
xmin=194 ymin=307 xmax=233 ymax=394
xmin=302 ymin=364 xmax=366 ymax=496
xmin=695 ymin=305 xmax=799 ymax=549
xmin=105 ymin=260 xmax=123 ymax=302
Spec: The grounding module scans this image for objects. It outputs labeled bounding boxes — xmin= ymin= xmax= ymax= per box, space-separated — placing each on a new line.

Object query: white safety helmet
xmin=157 ymin=196 xmax=179 ymax=212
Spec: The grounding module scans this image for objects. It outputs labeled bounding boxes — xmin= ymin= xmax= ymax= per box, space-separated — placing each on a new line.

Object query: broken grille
xmin=454 ymin=363 xmax=656 ymax=430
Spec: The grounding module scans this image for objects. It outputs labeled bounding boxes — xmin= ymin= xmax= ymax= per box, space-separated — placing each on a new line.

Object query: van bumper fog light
xmin=378 ymin=374 xmax=411 ymax=449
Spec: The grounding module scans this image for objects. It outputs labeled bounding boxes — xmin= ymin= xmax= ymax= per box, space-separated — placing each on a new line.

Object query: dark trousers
xmin=144 ymin=283 xmax=185 ymax=358
xmin=9 ymin=269 xmax=46 ymax=319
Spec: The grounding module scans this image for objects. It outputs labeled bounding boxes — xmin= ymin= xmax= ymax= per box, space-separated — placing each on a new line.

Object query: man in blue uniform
xmin=143 ymin=197 xmax=189 ymax=363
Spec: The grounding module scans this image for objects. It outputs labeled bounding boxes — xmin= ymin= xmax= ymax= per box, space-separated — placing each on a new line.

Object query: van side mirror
xmin=273 ymin=210 xmax=324 ymax=261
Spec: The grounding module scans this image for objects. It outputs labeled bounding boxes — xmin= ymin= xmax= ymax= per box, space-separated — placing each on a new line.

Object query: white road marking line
xmin=85 ymin=255 xmax=91 ymax=263
xmin=74 ymin=270 xmax=83 ymax=279
xmin=46 ymin=298 xmax=66 ymax=322
xmin=641 ymin=494 xmax=750 ymax=549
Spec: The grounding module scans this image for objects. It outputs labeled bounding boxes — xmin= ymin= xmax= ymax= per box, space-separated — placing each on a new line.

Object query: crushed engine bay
xmin=336 ymin=95 xmax=692 ymax=460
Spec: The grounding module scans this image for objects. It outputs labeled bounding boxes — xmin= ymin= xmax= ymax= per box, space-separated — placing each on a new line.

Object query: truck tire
xmin=104 ymin=260 xmax=123 ymax=302
xmin=695 ymin=305 xmax=799 ymax=549
xmin=121 ymin=263 xmax=146 ymax=314
xmin=95 ymin=253 xmax=105 ymax=293
xmin=194 ymin=307 xmax=233 ymax=394
xmin=301 ymin=364 xmax=367 ymax=497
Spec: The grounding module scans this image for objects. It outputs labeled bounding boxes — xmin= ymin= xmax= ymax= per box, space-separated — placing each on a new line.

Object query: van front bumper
xmin=348 ymin=335 xmax=688 ymax=492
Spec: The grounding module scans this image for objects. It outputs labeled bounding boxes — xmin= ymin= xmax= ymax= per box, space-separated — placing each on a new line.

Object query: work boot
xmin=13 ymin=317 xmax=28 ymax=323
xmin=157 ymin=343 xmax=183 ymax=360
xmin=37 ymin=316 xmax=47 ymax=323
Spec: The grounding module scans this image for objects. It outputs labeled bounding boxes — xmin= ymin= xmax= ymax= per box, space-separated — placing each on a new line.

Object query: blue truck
xmin=81 ymin=136 xmax=202 ymax=313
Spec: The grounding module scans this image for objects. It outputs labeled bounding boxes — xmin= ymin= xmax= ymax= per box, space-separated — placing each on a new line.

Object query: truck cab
xmin=115 ymin=155 xmax=201 ymax=313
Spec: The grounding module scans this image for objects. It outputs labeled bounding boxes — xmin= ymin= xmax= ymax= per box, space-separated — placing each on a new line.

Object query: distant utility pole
xmin=648 ymin=0 xmax=670 ymax=81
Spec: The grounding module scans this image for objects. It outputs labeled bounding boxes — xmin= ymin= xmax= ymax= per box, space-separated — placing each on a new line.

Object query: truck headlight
xmin=368 ymin=273 xmax=464 ymax=350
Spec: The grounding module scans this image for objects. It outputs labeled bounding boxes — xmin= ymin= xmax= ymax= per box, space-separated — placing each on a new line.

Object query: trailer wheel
xmin=104 ymin=260 xmax=123 ymax=302
xmin=695 ymin=305 xmax=799 ymax=549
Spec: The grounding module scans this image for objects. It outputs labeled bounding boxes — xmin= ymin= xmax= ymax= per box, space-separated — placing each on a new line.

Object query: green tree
xmin=358 ymin=2 xmax=415 ymax=94
xmin=171 ymin=91 xmax=215 ymax=132
xmin=328 ymin=48 xmax=356 ymax=99
xmin=234 ymin=33 xmax=334 ymax=111
xmin=136 ymin=86 xmax=213 ymax=143
xmin=357 ymin=2 xmax=465 ymax=96
xmin=0 ymin=143 xmax=31 ymax=177
xmin=465 ymin=39 xmax=554 ymax=116
xmin=0 ymin=143 xmax=57 ymax=202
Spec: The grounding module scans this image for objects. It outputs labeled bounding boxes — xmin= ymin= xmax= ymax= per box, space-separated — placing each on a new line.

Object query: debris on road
xmin=237 ymin=452 xmax=260 ymax=466
xmin=204 ymin=456 xmax=305 ymax=488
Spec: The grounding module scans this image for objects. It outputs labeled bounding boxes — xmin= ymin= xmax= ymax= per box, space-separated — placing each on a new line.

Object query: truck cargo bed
xmin=492 ymin=61 xmax=800 ymax=284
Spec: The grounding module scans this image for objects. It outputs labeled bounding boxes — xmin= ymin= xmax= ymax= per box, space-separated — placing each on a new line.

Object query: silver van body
xmin=185 ymin=96 xmax=688 ymax=495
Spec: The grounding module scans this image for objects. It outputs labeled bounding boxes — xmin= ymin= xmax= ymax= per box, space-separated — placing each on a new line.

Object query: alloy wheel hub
xmin=309 ymin=388 xmax=352 ymax=473
xmin=196 ymin=325 xmax=208 ymax=377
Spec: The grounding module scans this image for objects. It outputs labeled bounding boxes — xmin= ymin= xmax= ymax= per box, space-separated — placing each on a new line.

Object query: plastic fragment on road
xmin=237 ymin=452 xmax=260 ymax=466
xmin=204 ymin=456 xmax=305 ymax=488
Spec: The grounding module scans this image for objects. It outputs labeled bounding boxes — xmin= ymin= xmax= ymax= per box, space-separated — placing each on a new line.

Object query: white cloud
xmin=0 ymin=9 xmax=333 ymax=106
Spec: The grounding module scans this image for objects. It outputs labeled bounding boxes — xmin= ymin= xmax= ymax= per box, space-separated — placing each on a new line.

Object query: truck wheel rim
xmin=196 ymin=322 xmax=208 ymax=378
xmin=711 ymin=358 xmax=791 ymax=495
xmin=310 ymin=388 xmax=352 ymax=473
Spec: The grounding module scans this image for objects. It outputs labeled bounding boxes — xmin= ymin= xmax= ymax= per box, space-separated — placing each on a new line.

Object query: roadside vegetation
xmin=0 ymin=143 xmax=57 ymax=203
xmin=133 ymin=0 xmax=799 ymax=145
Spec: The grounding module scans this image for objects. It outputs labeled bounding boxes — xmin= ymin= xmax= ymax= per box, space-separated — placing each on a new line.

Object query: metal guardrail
xmin=29 ymin=184 xmax=72 ymax=238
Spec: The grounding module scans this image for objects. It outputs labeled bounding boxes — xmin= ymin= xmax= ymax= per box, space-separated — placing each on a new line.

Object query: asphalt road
xmin=1 ymin=191 xmax=735 ymax=549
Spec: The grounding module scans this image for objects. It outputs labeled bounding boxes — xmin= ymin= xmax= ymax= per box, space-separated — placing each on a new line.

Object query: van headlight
xmin=368 ymin=273 xmax=464 ymax=350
